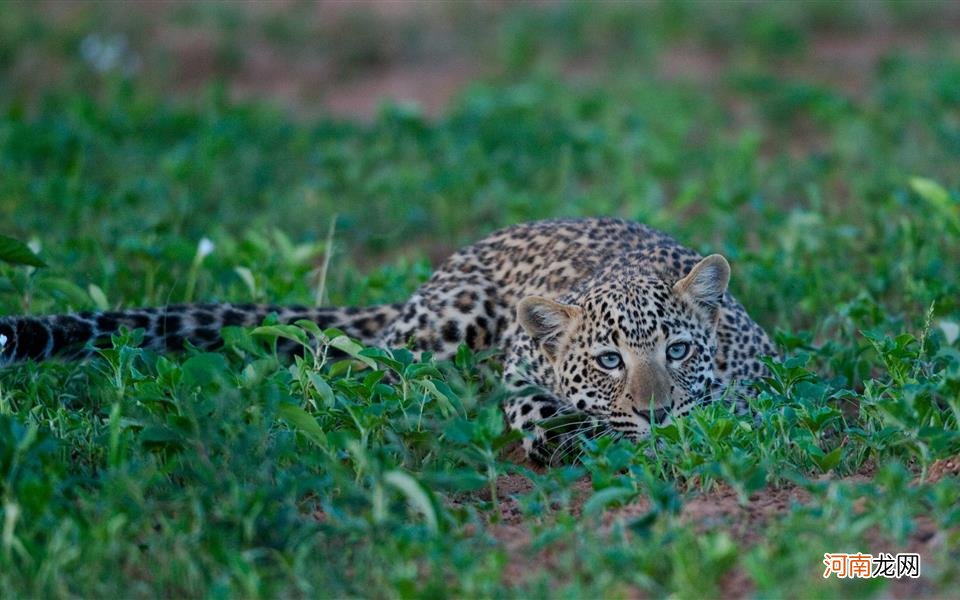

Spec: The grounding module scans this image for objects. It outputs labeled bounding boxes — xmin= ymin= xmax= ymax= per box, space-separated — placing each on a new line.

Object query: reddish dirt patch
xmin=478 ymin=455 xmax=960 ymax=597
xmin=318 ymin=63 xmax=479 ymax=120
xmin=26 ymin=2 xmax=960 ymax=121
xmin=924 ymin=455 xmax=960 ymax=484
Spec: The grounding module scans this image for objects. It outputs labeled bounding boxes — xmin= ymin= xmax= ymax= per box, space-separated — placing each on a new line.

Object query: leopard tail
xmin=0 ymin=302 xmax=402 ymax=367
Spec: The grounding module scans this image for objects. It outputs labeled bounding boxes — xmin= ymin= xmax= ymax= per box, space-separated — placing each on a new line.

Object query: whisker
xmin=548 ymin=425 xmax=595 ymax=465
xmin=538 ymin=416 xmax=593 ymax=429
xmin=549 ymin=444 xmax=576 ymax=466
xmin=546 ymin=418 xmax=612 ymax=465
xmin=572 ymin=425 xmax=624 ymax=464
xmin=532 ymin=412 xmax=636 ymax=465
xmin=537 ymin=416 xmax=594 ymax=435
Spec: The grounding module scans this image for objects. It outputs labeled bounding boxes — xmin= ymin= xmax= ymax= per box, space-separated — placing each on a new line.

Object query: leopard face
xmin=517 ymin=255 xmax=730 ymax=438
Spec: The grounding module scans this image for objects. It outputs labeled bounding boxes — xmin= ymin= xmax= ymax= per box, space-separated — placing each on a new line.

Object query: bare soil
xmin=480 ymin=453 xmax=960 ymax=597
xmin=199 ymin=28 xmax=958 ymax=121
xmin=31 ymin=2 xmax=960 ymax=121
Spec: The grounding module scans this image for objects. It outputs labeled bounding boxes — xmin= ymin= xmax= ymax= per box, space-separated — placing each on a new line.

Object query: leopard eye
xmin=596 ymin=351 xmax=623 ymax=369
xmin=666 ymin=341 xmax=691 ymax=361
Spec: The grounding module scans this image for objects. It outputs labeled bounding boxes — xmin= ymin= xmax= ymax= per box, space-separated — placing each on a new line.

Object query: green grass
xmin=2 ymin=2 xmax=960 ymax=597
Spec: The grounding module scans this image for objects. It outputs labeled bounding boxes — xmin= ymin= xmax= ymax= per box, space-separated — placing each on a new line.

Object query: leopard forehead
xmin=570 ymin=275 xmax=707 ymax=347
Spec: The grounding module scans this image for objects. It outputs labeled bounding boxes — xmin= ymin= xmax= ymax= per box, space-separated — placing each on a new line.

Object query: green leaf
xmin=627 ymin=510 xmax=659 ymax=536
xmin=252 ymin=324 xmax=309 ymax=346
xmin=359 ymin=347 xmax=405 ymax=373
xmin=139 ymin=425 xmax=185 ymax=451
xmin=911 ymin=177 xmax=959 ymax=231
xmin=424 ymin=471 xmax=487 ymax=493
xmin=583 ymin=486 xmax=637 ymax=516
xmin=306 ymin=371 xmax=336 ymax=407
xmin=277 ymin=403 xmax=327 ymax=447
xmin=812 ymin=445 xmax=842 ymax=472
xmin=329 ymin=335 xmax=378 ymax=369
xmin=0 ymin=235 xmax=46 ymax=267
xmin=36 ymin=277 xmax=90 ymax=307
xmin=383 ymin=470 xmax=439 ymax=533
xmin=405 ymin=363 xmax=443 ymax=379
xmin=910 ymin=176 xmax=950 ymax=206
xmin=88 ymin=284 xmax=110 ymax=311
xmin=294 ymin=318 xmax=324 ymax=337
xmin=181 ymin=353 xmax=229 ymax=387
xmin=413 ymin=378 xmax=458 ymax=416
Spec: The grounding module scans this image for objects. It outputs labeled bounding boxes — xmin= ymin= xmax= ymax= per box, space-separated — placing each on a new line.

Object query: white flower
xmin=939 ymin=320 xmax=960 ymax=346
xmin=197 ymin=237 xmax=215 ymax=260
xmin=79 ymin=33 xmax=141 ymax=76
xmin=0 ymin=334 xmax=7 ymax=349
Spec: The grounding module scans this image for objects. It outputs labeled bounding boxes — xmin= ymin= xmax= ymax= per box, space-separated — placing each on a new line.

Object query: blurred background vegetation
xmin=3 ymin=1 xmax=960 ymax=331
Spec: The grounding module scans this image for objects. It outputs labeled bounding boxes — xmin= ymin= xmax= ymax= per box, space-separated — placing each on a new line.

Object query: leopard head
xmin=517 ymin=255 xmax=730 ymax=437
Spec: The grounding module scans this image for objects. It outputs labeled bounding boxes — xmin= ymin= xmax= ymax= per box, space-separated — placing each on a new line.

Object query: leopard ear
xmin=517 ymin=296 xmax=581 ymax=360
xmin=673 ymin=254 xmax=730 ymax=319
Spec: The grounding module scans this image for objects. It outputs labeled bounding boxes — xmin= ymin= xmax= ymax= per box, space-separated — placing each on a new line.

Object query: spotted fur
xmin=0 ymin=218 xmax=775 ymax=461
xmin=0 ymin=303 xmax=402 ymax=363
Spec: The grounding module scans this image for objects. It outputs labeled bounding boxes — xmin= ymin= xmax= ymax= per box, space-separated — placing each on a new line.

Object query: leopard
xmin=0 ymin=218 xmax=776 ymax=462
